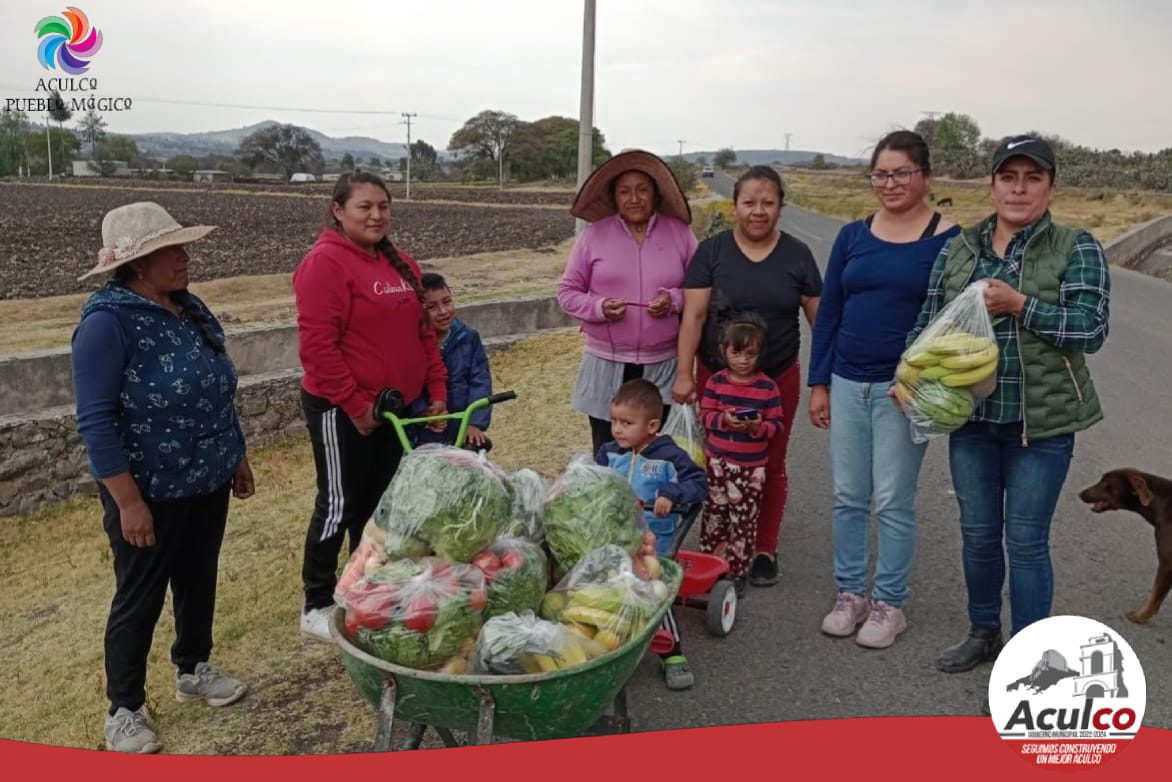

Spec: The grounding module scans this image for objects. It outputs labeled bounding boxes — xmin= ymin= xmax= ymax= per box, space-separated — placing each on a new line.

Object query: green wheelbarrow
xmin=332 ymin=558 xmax=682 ymax=749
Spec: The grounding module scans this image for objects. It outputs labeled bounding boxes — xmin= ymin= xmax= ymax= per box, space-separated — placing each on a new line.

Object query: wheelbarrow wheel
xmin=706 ymin=579 xmax=737 ymax=636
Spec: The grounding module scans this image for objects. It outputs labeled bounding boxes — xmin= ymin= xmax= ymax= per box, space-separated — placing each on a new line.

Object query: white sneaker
xmin=300 ymin=606 xmax=333 ymax=642
xmin=855 ymin=600 xmax=908 ymax=649
xmin=104 ymin=705 xmax=163 ymax=754
xmin=820 ymin=591 xmax=871 ymax=637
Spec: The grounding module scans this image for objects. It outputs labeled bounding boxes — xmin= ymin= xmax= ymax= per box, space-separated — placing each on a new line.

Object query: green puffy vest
xmin=940 ymin=215 xmax=1103 ymax=442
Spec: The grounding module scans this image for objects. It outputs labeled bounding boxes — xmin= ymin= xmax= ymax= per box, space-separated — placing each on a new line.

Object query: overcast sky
xmin=2 ymin=0 xmax=1169 ymax=157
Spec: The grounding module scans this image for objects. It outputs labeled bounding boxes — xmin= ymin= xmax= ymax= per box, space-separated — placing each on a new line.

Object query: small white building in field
xmin=290 ymin=172 xmax=316 ymax=183
xmin=73 ymin=160 xmax=130 ymax=177
xmin=193 ymin=170 xmax=232 ymax=184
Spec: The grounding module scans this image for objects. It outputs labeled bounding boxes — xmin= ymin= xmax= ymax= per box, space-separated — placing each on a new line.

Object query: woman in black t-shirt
xmin=673 ymin=166 xmax=822 ymax=587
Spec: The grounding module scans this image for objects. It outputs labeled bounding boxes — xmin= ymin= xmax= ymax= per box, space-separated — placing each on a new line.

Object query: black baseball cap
xmin=991 ymin=135 xmax=1056 ymax=175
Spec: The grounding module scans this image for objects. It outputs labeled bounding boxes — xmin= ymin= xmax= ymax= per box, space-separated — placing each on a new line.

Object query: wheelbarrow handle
xmin=487 ymin=391 xmax=517 ymax=405
xmin=375 ymin=389 xmax=518 ymax=452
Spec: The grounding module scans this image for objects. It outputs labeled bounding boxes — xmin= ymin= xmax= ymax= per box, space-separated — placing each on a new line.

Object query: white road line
xmin=783 ymin=221 xmax=824 ymax=245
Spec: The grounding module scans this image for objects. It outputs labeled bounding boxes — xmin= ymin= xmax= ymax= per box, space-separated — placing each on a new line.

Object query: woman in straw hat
xmin=674 ymin=166 xmax=823 ymax=590
xmin=72 ymin=201 xmax=253 ymax=753
xmin=558 ymin=149 xmax=698 ymax=456
xmin=558 ymin=149 xmax=699 ymax=691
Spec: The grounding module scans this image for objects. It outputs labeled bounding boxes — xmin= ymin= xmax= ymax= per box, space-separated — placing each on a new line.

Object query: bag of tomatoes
xmin=469 ymin=536 xmax=549 ymax=620
xmin=339 ymin=558 xmax=487 ymax=671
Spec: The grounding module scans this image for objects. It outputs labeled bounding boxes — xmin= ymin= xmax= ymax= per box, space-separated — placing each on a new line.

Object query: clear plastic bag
xmin=895 ymin=281 xmax=999 ymax=444
xmin=469 ymin=610 xmax=607 ymax=675
xmin=542 ymin=455 xmax=647 ymax=575
xmin=539 ymin=545 xmax=669 ymax=651
xmin=338 ymin=558 xmax=487 ymax=670
xmin=373 ymin=444 xmax=512 ymax=562
xmin=334 ymin=521 xmax=389 ymax=606
xmin=503 ymin=468 xmax=546 ymax=543
xmin=662 ymin=403 xmax=706 ymax=469
xmin=470 ymin=535 xmax=550 ymax=620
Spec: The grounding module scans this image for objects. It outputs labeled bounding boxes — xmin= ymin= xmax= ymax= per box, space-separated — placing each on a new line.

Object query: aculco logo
xmin=988 ymin=615 xmax=1146 ymax=771
xmin=1002 ymin=698 xmax=1138 ymax=733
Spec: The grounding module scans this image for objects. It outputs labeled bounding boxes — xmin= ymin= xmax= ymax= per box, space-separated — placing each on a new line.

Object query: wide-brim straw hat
xmin=78 ymin=201 xmax=216 ymax=280
xmin=570 ymin=149 xmax=692 ymax=225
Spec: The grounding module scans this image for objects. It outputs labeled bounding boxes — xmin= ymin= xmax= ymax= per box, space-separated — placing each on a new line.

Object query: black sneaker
xmin=749 ymin=553 xmax=779 ymax=586
xmin=733 ymin=576 xmax=747 ymax=598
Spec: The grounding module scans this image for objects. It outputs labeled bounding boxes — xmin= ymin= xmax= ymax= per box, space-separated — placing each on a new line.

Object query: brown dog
xmin=1079 ymin=468 xmax=1172 ymax=623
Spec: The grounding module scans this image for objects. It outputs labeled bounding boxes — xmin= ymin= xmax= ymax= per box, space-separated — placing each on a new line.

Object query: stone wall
xmin=0 ymin=369 xmax=306 ymax=516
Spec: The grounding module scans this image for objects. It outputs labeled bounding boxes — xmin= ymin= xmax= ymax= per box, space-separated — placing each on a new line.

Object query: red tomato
xmin=500 ymin=550 xmax=525 ymax=570
xmin=471 ymin=551 xmax=502 ymax=582
xmin=352 ymin=602 xmax=391 ymax=630
xmin=344 ymin=610 xmax=360 ymax=637
xmin=468 ymin=588 xmax=488 ymax=613
xmin=403 ymin=596 xmax=436 ymax=633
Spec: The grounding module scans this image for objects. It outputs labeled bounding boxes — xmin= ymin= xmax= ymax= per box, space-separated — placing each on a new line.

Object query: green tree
xmin=667 ymin=156 xmax=697 ymax=193
xmin=0 ymin=107 xmax=29 ymax=176
xmin=507 ymin=116 xmax=609 ymax=181
xmin=26 ymin=126 xmax=79 ymax=175
xmin=713 ymin=148 xmax=736 ymax=168
xmin=369 ymin=156 xmax=381 ymax=167
xmin=77 ymin=109 xmax=107 ymax=157
xmin=167 ymin=155 xmax=198 ymax=177
xmin=809 ymin=153 xmax=829 ymax=170
xmin=93 ymin=135 xmax=139 ymax=175
xmin=935 ymin=113 xmax=981 ymax=152
xmin=237 ymin=123 xmax=324 ymax=178
xmin=341 ymin=152 xmax=355 ymax=171
xmin=449 ymin=109 xmax=518 ymax=186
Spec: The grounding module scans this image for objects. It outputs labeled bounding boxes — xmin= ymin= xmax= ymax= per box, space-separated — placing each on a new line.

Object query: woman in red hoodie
xmin=293 ymin=172 xmax=447 ymax=641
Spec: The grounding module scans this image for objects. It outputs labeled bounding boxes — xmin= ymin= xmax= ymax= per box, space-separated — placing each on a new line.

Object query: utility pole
xmin=676 ymin=139 xmax=686 ymax=157
xmin=575 ymin=0 xmax=596 ymax=234
xmin=401 ymin=112 xmax=417 ymax=200
xmin=44 ymin=115 xmax=53 ymax=180
xmin=784 ymin=133 xmax=793 ymax=152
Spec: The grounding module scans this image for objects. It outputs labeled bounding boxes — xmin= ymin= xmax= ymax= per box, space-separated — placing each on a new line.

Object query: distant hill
xmin=130 ymin=121 xmax=413 ymax=162
xmin=678 ymin=149 xmax=865 ymax=167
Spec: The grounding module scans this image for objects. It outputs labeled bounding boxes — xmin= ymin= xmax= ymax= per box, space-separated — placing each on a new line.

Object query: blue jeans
xmin=829 ymin=375 xmax=927 ymax=607
xmin=948 ymin=421 xmax=1075 ymax=636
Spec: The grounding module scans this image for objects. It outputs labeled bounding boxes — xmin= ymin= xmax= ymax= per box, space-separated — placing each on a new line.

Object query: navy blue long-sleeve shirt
xmin=808 ymin=220 xmax=959 ymax=387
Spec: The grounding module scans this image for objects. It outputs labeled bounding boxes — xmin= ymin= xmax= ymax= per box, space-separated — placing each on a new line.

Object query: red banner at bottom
xmin=1 ymin=717 xmax=1167 ymax=780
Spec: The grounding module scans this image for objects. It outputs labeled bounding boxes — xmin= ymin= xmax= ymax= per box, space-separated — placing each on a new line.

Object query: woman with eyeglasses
xmin=807 ymin=130 xmax=959 ymax=649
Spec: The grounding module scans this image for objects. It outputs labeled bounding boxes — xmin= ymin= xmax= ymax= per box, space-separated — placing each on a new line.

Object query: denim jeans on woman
xmin=829 ymin=374 xmax=927 ymax=607
xmin=948 ymin=421 xmax=1075 ymax=637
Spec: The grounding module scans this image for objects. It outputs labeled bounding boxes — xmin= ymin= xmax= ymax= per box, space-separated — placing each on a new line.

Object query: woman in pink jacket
xmin=558 ymin=149 xmax=698 ymax=454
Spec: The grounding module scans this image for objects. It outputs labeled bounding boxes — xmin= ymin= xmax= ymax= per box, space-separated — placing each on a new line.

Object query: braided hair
xmin=328 ymin=172 xmax=423 ymax=303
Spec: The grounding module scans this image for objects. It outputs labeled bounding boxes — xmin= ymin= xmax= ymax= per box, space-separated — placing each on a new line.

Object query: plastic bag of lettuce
xmin=373 ymin=445 xmax=512 ymax=562
xmin=503 ymin=468 xmax=546 ymax=543
xmin=543 ymin=456 xmax=646 ymax=575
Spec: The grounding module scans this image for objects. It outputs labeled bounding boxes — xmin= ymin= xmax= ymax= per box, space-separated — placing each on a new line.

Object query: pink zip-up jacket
xmin=557 ymin=212 xmax=698 ymax=364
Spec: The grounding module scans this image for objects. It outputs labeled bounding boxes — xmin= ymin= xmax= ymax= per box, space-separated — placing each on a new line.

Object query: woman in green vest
xmin=904 ymin=136 xmax=1110 ymax=674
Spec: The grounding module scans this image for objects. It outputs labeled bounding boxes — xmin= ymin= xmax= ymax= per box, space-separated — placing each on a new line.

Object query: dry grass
xmin=782 ymin=168 xmax=1172 ymax=243
xmin=0 ymin=240 xmax=576 ymax=355
xmin=0 ymin=330 xmax=588 ymax=753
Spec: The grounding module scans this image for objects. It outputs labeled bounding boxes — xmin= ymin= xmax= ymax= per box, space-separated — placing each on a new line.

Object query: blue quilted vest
xmin=78 ymin=283 xmax=245 ymax=500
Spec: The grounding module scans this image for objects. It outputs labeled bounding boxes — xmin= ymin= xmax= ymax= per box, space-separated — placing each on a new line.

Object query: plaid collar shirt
xmin=910 ymin=212 xmax=1111 ymax=425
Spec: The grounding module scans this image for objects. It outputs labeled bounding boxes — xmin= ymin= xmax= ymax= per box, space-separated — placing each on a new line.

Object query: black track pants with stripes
xmin=301 ymin=389 xmax=404 ymax=611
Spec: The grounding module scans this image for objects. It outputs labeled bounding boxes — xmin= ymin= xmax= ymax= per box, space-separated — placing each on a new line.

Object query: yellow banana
xmin=919 ymin=365 xmax=952 ymax=381
xmin=593 ymin=630 xmax=622 ymax=651
xmin=533 ymin=654 xmax=559 ymax=673
xmin=561 ymin=606 xmax=631 ymax=635
xmin=558 ymin=642 xmax=587 ymax=667
xmin=893 ymin=382 xmax=915 ymax=406
xmin=939 ymin=345 xmax=998 ymax=370
xmin=895 ymin=362 xmax=921 ymax=386
xmin=904 ymin=350 xmax=941 ymax=367
xmin=564 ymin=621 xmax=596 ymax=640
xmin=928 ymin=333 xmax=995 ymax=356
xmin=939 ymin=360 xmax=998 ymax=387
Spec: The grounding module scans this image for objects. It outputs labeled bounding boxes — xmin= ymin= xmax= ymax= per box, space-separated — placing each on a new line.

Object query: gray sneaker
xmin=175 ymin=662 xmax=247 ymax=707
xmin=104 ymin=706 xmax=163 ymax=754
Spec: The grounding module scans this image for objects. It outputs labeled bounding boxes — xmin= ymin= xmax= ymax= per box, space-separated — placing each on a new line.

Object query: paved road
xmin=627 ymin=170 xmax=1172 ymax=730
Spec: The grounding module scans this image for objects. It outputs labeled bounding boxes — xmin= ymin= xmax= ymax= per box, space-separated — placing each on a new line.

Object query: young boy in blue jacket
xmin=595 ymin=379 xmax=707 ymax=690
xmin=414 ymin=273 xmax=494 ymax=449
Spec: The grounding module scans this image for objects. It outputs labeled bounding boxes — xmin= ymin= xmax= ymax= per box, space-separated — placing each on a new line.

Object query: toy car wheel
xmin=706 ymin=579 xmax=737 ymax=636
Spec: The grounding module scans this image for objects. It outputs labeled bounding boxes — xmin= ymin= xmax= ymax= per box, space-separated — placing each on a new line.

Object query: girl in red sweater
xmin=699 ymin=316 xmax=784 ymax=593
xmin=293 ymin=173 xmax=448 ymax=641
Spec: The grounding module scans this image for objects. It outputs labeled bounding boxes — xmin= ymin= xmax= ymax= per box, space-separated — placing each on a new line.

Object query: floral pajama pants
xmin=700 ymin=456 xmax=767 ymax=578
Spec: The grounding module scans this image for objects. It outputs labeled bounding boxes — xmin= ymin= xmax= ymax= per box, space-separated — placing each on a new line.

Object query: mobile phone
xmin=733 ymin=408 xmax=758 ymax=420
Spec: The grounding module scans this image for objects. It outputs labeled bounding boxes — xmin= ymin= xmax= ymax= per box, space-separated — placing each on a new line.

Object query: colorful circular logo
xmin=35 ymin=7 xmax=103 ymax=75
xmin=989 ymin=615 xmax=1146 ymax=771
